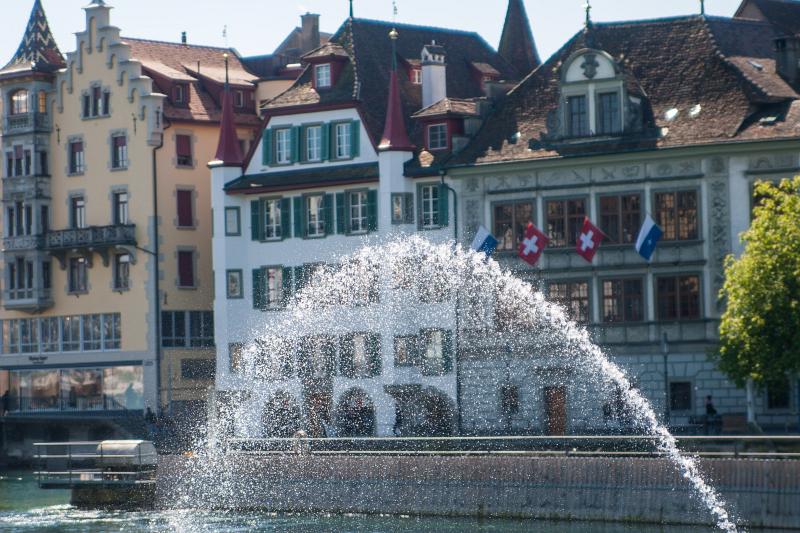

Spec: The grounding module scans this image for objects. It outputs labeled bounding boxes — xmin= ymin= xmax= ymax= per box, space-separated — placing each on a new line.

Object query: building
xmin=447 ymin=5 xmax=800 ymax=433
xmin=0 ymin=0 xmax=260 ymax=454
xmin=209 ymin=3 xmax=534 ymax=438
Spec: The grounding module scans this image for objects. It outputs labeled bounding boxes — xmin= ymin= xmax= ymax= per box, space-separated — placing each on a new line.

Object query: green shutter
xmin=280 ymin=198 xmax=291 ymax=240
xmin=442 ymin=330 xmax=454 ymax=374
xmin=321 ymin=123 xmax=330 ymax=161
xmin=294 ymin=265 xmax=306 ymax=295
xmin=368 ymin=334 xmax=382 ymax=377
xmin=250 ymin=200 xmax=262 ymax=241
xmin=282 ymin=267 xmax=294 ymax=306
xmin=293 ymin=197 xmax=303 ymax=238
xmin=290 ymin=126 xmax=301 ymax=163
xmin=336 ymin=192 xmax=346 ymax=234
xmin=367 ymin=189 xmax=378 ymax=233
xmin=438 ymin=182 xmax=450 ymax=227
xmin=350 ymin=120 xmax=360 ymax=158
xmin=262 ymin=129 xmax=272 ymax=166
xmin=252 ymin=268 xmax=266 ymax=310
xmin=298 ymin=125 xmax=307 ymax=162
xmin=339 ymin=335 xmax=355 ymax=378
xmin=322 ymin=193 xmax=334 ymax=236
xmin=416 ymin=185 xmax=424 ymax=230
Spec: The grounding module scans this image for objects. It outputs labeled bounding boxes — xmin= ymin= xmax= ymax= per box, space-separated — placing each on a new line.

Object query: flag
xmin=518 ymin=223 xmax=549 ymax=266
xmin=635 ymin=214 xmax=663 ymax=261
xmin=576 ymin=217 xmax=605 ymax=263
xmin=470 ymin=225 xmax=499 ymax=257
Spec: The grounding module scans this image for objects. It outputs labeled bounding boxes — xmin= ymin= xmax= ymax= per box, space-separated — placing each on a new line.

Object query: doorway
xmin=544 ymin=386 xmax=567 ymax=436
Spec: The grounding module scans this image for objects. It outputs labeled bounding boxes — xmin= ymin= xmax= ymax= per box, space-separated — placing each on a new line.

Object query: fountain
xmin=180 ymin=236 xmax=740 ymax=532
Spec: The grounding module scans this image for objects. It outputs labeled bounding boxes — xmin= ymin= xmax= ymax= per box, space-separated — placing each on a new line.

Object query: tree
xmin=717 ymin=177 xmax=800 ymax=423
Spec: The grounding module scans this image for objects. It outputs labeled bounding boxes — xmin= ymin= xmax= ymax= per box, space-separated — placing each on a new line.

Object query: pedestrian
xmin=705 ymin=395 xmax=718 ymax=416
xmin=705 ymin=395 xmax=719 ymax=435
xmin=393 ymin=404 xmax=404 ymax=437
xmin=1 ymin=390 xmax=9 ymax=416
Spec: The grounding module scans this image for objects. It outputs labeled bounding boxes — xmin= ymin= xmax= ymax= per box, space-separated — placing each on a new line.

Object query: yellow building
xmin=0 ymin=0 xmax=259 ymax=450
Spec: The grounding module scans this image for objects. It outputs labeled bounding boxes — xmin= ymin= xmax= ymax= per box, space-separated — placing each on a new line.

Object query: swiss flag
xmin=576 ymin=217 xmax=606 ymax=263
xmin=518 ymin=223 xmax=549 ymax=266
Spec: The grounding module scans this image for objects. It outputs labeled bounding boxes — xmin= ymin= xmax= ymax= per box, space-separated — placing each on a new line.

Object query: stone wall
xmin=157 ymin=455 xmax=800 ymax=529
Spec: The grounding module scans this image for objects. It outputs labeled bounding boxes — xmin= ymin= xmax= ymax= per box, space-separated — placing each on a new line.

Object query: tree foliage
xmin=717 ymin=177 xmax=800 ymax=387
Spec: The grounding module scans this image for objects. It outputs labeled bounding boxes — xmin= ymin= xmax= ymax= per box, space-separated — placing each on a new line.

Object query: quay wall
xmin=156 ymin=455 xmax=800 ymax=529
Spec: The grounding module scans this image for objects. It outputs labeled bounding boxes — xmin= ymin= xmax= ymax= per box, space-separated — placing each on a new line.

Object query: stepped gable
xmin=123 ymin=37 xmax=260 ymax=125
xmin=0 ymin=0 xmax=66 ymax=76
xmin=265 ymin=18 xmax=517 ymax=155
xmin=498 ymin=0 xmax=541 ymax=77
xmin=735 ymin=0 xmax=800 ymax=36
xmin=452 ymin=15 xmax=800 ymax=167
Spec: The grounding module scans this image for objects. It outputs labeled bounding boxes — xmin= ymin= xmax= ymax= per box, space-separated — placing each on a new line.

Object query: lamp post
xmin=662 ymin=332 xmax=670 ymax=425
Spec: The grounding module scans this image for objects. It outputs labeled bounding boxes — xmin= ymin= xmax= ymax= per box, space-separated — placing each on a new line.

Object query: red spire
xmin=215 ymin=56 xmax=243 ymax=166
xmin=379 ymin=31 xmax=414 ymax=152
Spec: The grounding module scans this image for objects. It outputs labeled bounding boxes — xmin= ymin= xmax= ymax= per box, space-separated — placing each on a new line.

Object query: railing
xmin=2 ymin=234 xmax=45 ymax=251
xmin=5 ymin=395 xmax=138 ymax=415
xmin=45 ymin=224 xmax=136 ymax=251
xmin=226 ymin=435 xmax=800 ymax=459
xmin=3 ymin=112 xmax=51 ymax=133
xmin=2 ymin=288 xmax=52 ymax=310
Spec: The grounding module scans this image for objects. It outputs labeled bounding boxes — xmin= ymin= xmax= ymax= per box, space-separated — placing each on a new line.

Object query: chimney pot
xmin=300 ymin=13 xmax=321 ymax=53
xmin=181 ymin=31 xmax=187 ymax=45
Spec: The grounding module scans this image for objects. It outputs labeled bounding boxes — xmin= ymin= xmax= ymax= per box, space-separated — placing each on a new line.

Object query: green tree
xmin=717 ymin=177 xmax=800 ymax=399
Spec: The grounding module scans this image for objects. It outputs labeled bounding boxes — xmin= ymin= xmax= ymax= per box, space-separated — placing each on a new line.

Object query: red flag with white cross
xmin=576 ymin=217 xmax=606 ymax=263
xmin=518 ymin=223 xmax=549 ymax=266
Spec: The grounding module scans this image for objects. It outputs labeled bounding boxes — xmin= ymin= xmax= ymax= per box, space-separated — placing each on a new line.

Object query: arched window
xmin=38 ymin=91 xmax=47 ymax=114
xmin=10 ymin=90 xmax=29 ymax=115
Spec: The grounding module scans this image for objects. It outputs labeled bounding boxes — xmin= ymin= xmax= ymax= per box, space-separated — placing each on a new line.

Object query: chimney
xmin=775 ymin=36 xmax=800 ymax=86
xmin=421 ymin=41 xmax=447 ymax=109
xmin=301 ymin=13 xmax=321 ymax=53
xmin=181 ymin=31 xmax=187 ymax=45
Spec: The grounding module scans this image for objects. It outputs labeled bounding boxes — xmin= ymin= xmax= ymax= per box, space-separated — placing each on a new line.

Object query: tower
xmin=498 ymin=0 xmax=540 ymax=77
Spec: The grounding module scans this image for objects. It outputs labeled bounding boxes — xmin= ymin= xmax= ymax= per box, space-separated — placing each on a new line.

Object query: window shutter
xmin=416 ymin=185 xmax=424 ymax=231
xmin=368 ymin=333 xmax=382 ymax=377
xmin=438 ymin=183 xmax=450 ymax=227
xmin=252 ymin=268 xmax=266 ymax=310
xmin=280 ymin=198 xmax=291 ymax=240
xmin=176 ymin=135 xmax=192 ymax=158
xmin=178 ymin=251 xmax=194 ymax=287
xmin=339 ymin=335 xmax=355 ymax=378
xmin=262 ymin=129 xmax=272 ymax=166
xmin=293 ymin=197 xmax=303 ymax=238
xmin=350 ymin=120 xmax=360 ymax=158
xmin=336 ymin=192 xmax=346 ymax=234
xmin=298 ymin=125 xmax=307 ymax=162
xmin=294 ymin=266 xmax=306 ymax=295
xmin=367 ymin=189 xmax=378 ymax=233
xmin=404 ymin=193 xmax=415 ymax=225
xmin=322 ymin=193 xmax=334 ymax=236
xmin=442 ymin=330 xmax=454 ymax=374
xmin=290 ymin=126 xmax=301 ymax=163
xmin=250 ymin=200 xmax=262 ymax=241
xmin=321 ymin=124 xmax=330 ymax=161
xmin=282 ymin=267 xmax=294 ymax=306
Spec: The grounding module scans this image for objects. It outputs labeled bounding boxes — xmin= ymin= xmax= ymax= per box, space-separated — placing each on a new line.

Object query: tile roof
xmin=736 ymin=0 xmax=800 ymax=36
xmin=451 ymin=15 xmax=800 ymax=167
xmin=0 ymin=0 xmax=65 ymax=76
xmin=225 ymin=162 xmax=379 ymax=193
xmin=498 ymin=0 xmax=540 ymax=77
xmin=412 ymin=97 xmax=483 ymax=118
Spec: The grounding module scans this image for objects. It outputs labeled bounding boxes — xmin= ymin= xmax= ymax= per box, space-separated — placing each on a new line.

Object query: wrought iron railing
xmin=5 ymin=395 xmax=136 ymax=414
xmin=44 ymin=224 xmax=136 ymax=251
xmin=2 ymin=234 xmax=45 ymax=251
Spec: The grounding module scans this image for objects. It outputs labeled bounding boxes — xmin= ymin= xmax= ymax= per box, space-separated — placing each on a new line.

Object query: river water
xmin=0 ymin=471 xmax=721 ymax=533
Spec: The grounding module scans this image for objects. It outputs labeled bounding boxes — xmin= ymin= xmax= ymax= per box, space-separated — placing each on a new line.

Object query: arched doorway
xmin=261 ymin=391 xmax=301 ymax=438
xmin=335 ymin=388 xmax=375 ymax=437
xmin=389 ymin=386 xmax=455 ymax=437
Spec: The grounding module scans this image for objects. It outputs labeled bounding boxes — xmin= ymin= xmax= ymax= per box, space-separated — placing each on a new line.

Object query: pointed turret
xmin=498 ymin=0 xmax=540 ymax=77
xmin=379 ymin=29 xmax=415 ymax=152
xmin=214 ymin=54 xmax=244 ymax=166
xmin=0 ymin=0 xmax=66 ymax=76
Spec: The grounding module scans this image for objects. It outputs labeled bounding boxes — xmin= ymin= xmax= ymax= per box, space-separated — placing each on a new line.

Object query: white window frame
xmin=306 ymin=195 xmax=325 ymax=237
xmin=334 ymin=122 xmax=352 ymax=160
xmin=275 ymin=128 xmax=291 ymax=165
xmin=349 ymin=190 xmax=368 ymax=234
xmin=315 ymin=64 xmax=332 ymax=88
xmin=265 ymin=267 xmax=283 ymax=310
xmin=421 ymin=184 xmax=440 ymax=229
xmin=427 ymin=123 xmax=448 ymax=151
xmin=264 ymin=199 xmax=282 ymax=240
xmin=113 ymin=253 xmax=130 ymax=291
xmin=305 ymin=125 xmax=322 ymax=162
xmin=411 ymin=68 xmax=422 ymax=85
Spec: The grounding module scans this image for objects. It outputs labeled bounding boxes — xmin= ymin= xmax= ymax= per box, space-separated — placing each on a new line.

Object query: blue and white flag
xmin=471 ymin=225 xmax=499 ymax=257
xmin=635 ymin=215 xmax=663 ymax=261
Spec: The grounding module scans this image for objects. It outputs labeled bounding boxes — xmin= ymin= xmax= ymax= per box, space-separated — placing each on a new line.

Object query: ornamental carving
xmin=465 ymin=177 xmax=480 ymax=193
xmin=709 ymin=179 xmax=731 ymax=312
xmin=709 ymin=157 xmax=726 ymax=175
xmin=465 ymin=199 xmax=482 ymax=239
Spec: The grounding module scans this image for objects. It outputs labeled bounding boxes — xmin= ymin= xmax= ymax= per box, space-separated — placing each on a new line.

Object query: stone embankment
xmin=157 ymin=455 xmax=800 ymax=529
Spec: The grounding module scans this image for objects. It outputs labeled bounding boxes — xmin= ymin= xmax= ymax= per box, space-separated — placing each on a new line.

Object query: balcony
xmin=3 ymin=234 xmax=44 ymax=252
xmin=45 ymin=224 xmax=137 ymax=268
xmin=2 ymin=112 xmax=51 ymax=134
xmin=3 ymin=288 xmax=53 ymax=312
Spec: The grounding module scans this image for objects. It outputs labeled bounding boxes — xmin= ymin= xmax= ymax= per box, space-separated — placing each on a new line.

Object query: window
xmin=226 ymin=269 xmax=243 ymax=299
xmin=305 ymin=125 xmax=322 ymax=162
xmin=69 ymin=141 xmax=85 ymax=174
xmin=493 ymin=201 xmax=534 ymax=252
xmin=655 ymin=191 xmax=699 ymax=241
xmin=420 ymin=329 xmax=452 ymax=376
xmin=229 ymin=343 xmax=244 ymax=373
xmin=177 ymin=251 xmax=195 ymax=288
xmin=113 ymin=192 xmax=128 ymax=225
xmin=670 ymin=382 xmax=692 ymax=412
xmin=275 ymin=128 xmax=291 ymax=164
xmin=103 ymin=313 xmax=121 ymax=350
xmin=68 ymin=257 xmax=88 ymax=293
xmin=176 ymin=189 xmax=194 ymax=228
xmin=334 ymin=122 xmax=352 ymax=159
xmin=181 ymin=359 xmax=216 ymax=380
xmin=349 ymin=191 xmax=368 ymax=234
xmin=113 ymin=254 xmax=130 ymax=291
xmin=411 ymin=68 xmax=422 ymax=84
xmin=234 ymin=90 xmax=245 ymax=108
xmin=597 ymin=92 xmax=621 ymax=135
xmin=41 ymin=317 xmax=60 ymax=352
xmin=176 ymin=134 xmax=192 ymax=166
xmin=61 ymin=316 xmax=81 ymax=352
xmin=10 ymin=90 xmax=28 ymax=115
xmin=394 ymin=335 xmax=417 ymax=366
xmin=92 ymin=87 xmax=101 ymax=117
xmin=71 ymin=197 xmax=86 ymax=229
xmin=306 ymin=195 xmax=325 ymax=237
xmin=427 ymin=123 xmax=448 ymax=151
xmin=602 ymin=279 xmax=643 ymax=323
xmin=111 ymin=135 xmax=127 ymax=169
xmin=42 ymin=261 xmax=51 ymax=290
xmin=38 ymin=90 xmax=47 ymax=114
xmin=767 ymin=379 xmax=791 ymax=410
xmin=657 ymin=275 xmax=701 ymax=321
xmin=161 ymin=311 xmax=187 ymax=348
xmin=102 ymin=90 xmax=110 ymax=116
xmin=264 ymin=199 xmax=282 ymax=239
xmin=567 ymin=95 xmax=588 ymax=136
xmin=315 ymin=64 xmax=332 ymax=88
xmin=600 ymin=194 xmax=641 ymax=245
xmin=161 ymin=311 xmax=214 ymax=348
xmin=82 ymin=314 xmax=102 ymax=351
xmin=6 ymin=146 xmax=31 ymax=177
xmin=546 ymin=198 xmax=586 ymax=247
xmin=189 ymin=311 xmax=214 ymax=347
xmin=420 ymin=184 xmax=440 ymax=229
xmin=173 ymin=84 xmax=185 ymax=104
xmin=339 ymin=333 xmax=381 ymax=378
xmin=305 ymin=336 xmax=335 ymax=379
xmin=224 ymin=207 xmax=241 ymax=236
xmin=548 ymin=281 xmax=590 ymax=323
xmin=391 ymin=193 xmax=414 ymax=225
xmin=266 ymin=267 xmax=283 ymax=309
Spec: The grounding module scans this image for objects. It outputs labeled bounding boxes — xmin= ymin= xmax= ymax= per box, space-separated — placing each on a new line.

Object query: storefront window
xmin=61 ymin=369 xmax=103 ymax=411
xmin=103 ymin=366 xmax=144 ymax=410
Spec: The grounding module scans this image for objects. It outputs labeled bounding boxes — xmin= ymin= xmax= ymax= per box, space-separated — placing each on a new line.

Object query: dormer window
xmin=411 ymin=68 xmax=422 ymax=85
xmin=234 ymin=90 xmax=245 ymax=108
xmin=427 ymin=123 xmax=448 ymax=151
xmin=315 ymin=64 xmax=332 ymax=89
xmin=597 ymin=92 xmax=621 ymax=135
xmin=567 ymin=96 xmax=588 ymax=137
xmin=173 ymin=84 xmax=186 ymax=104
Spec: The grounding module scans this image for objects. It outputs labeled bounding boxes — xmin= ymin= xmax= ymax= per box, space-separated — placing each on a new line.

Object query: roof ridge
xmin=350 ymin=17 xmax=484 ymax=39
xmin=121 ymin=35 xmax=237 ymax=53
